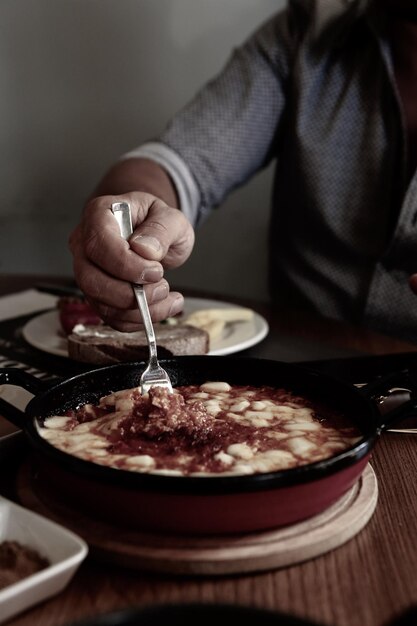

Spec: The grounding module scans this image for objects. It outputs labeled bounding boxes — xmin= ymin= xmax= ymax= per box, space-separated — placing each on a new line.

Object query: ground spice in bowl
xmin=0 ymin=541 xmax=49 ymax=590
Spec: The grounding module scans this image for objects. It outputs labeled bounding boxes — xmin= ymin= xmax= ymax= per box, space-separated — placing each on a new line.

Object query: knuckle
xmin=84 ymin=196 xmax=108 ymax=216
xmin=135 ymin=192 xmax=156 ymax=223
xmin=84 ymin=228 xmax=105 ymax=262
xmin=183 ymin=222 xmax=195 ymax=246
xmin=77 ymin=271 xmax=100 ymax=300
xmin=96 ymin=303 xmax=112 ymax=321
xmin=145 ymin=219 xmax=169 ymax=236
xmin=107 ymin=319 xmax=124 ymax=331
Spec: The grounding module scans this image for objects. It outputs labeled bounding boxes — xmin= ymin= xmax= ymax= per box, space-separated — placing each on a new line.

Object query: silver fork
xmin=111 ymin=201 xmax=173 ymax=394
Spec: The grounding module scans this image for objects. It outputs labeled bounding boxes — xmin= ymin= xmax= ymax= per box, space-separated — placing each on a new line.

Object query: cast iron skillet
xmin=0 ymin=357 xmax=415 ymax=535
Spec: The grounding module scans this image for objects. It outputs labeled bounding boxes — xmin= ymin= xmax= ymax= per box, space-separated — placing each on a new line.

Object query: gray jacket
xmin=124 ymin=0 xmax=417 ymax=343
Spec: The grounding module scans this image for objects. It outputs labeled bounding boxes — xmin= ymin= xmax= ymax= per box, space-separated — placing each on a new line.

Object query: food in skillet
xmin=38 ymin=382 xmax=361 ymax=476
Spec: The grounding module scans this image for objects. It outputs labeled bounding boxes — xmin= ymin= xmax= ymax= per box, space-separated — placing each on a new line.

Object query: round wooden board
xmin=17 ymin=463 xmax=378 ymax=576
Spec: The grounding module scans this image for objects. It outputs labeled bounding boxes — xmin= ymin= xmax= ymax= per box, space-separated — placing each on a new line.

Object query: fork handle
xmin=111 ymin=200 xmax=133 ymax=239
xmin=111 ymin=201 xmax=158 ymax=360
xmin=132 ymin=283 xmax=158 ymax=361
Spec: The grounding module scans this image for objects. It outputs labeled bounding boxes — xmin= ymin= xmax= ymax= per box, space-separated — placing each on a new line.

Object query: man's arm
xmin=92 ymin=157 xmax=179 ymax=209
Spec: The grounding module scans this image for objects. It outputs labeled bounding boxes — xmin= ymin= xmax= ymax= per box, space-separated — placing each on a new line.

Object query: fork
xmin=111 ymin=201 xmax=173 ymax=394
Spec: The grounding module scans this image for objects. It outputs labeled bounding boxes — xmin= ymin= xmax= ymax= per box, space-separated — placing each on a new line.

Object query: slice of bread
xmin=67 ymin=323 xmax=210 ymax=365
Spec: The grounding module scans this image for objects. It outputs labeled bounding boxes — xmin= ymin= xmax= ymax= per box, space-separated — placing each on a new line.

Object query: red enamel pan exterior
xmin=0 ymin=357 xmax=414 ymax=535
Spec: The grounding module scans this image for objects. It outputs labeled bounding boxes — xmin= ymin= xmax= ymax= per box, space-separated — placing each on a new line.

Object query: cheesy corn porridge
xmin=38 ymin=382 xmax=362 ymax=476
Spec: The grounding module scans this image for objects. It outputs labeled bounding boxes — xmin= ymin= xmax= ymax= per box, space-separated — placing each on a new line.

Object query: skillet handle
xmin=0 ymin=368 xmax=49 ymax=429
xmin=357 ymin=368 xmax=417 ymax=432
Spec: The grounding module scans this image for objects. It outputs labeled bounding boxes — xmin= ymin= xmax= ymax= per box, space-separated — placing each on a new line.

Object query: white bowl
xmin=0 ymin=495 xmax=88 ymax=623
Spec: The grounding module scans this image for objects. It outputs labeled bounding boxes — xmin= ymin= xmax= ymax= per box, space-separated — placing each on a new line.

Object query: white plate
xmin=0 ymin=495 xmax=88 ymax=623
xmin=21 ymin=297 xmax=269 ymax=358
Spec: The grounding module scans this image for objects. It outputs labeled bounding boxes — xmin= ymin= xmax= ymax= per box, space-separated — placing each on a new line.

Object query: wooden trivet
xmin=17 ymin=463 xmax=377 ymax=576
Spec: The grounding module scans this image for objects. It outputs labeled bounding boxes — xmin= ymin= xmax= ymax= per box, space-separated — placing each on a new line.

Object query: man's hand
xmin=69 ymin=191 xmax=195 ymax=331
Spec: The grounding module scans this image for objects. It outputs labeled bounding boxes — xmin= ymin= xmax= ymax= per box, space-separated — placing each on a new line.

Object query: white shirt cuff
xmin=120 ymin=141 xmax=201 ymax=226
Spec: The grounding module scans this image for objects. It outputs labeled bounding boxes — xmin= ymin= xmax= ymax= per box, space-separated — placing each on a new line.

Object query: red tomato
xmin=58 ymin=298 xmax=102 ymax=334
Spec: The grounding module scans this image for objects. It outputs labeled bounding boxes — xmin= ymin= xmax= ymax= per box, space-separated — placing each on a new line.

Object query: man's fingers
xmin=74 ymin=243 xmax=174 ymax=310
xmin=129 ymin=198 xmax=195 ymax=269
xmin=95 ymin=291 xmax=184 ymax=331
xmin=71 ymin=233 xmax=182 ymax=327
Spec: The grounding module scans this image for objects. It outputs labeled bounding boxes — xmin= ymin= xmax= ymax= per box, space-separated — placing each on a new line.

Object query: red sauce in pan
xmin=39 ymin=382 xmax=361 ymax=476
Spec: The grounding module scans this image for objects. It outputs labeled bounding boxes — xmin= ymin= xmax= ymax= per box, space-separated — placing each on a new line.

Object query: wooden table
xmin=1 ymin=274 xmax=417 ymax=626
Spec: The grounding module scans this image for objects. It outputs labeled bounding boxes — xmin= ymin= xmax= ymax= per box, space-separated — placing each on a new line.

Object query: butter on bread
xmin=67 ymin=323 xmax=209 ymax=365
